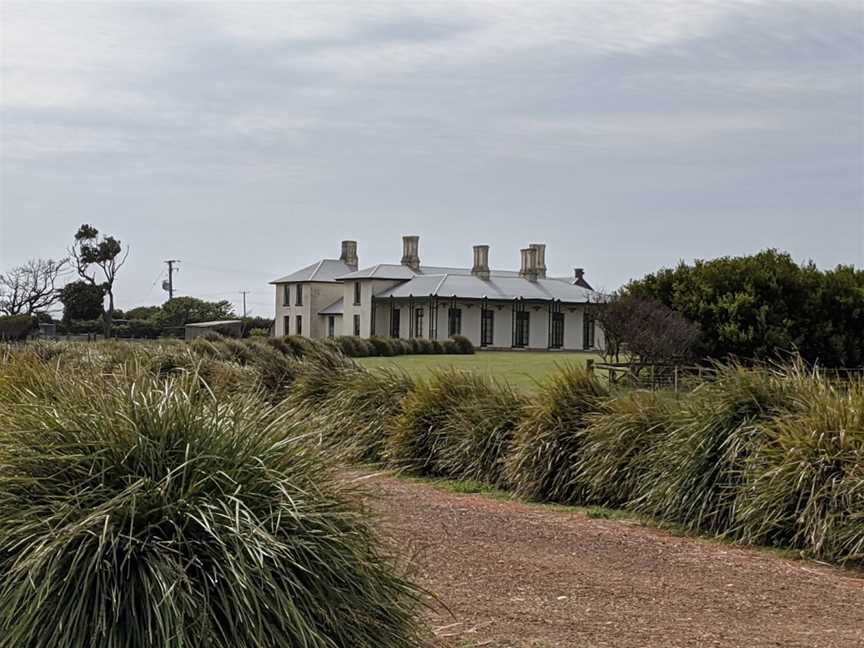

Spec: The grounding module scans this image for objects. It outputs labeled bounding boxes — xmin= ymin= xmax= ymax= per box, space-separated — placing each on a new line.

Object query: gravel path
xmin=364 ymin=474 xmax=864 ymax=648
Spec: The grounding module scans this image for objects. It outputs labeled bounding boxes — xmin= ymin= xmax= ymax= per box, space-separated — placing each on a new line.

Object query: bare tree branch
xmin=0 ymin=258 xmax=69 ymax=316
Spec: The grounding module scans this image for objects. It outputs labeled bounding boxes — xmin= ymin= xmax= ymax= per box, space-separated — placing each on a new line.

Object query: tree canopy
xmin=59 ymin=281 xmax=105 ymax=323
xmin=626 ymin=249 xmax=864 ymax=367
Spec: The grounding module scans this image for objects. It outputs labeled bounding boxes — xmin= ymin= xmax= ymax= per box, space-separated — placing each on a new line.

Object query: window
xmin=353 ymin=314 xmax=361 ymax=337
xmin=295 ymin=285 xmax=303 ymax=306
xmin=283 ymin=285 xmax=290 ymax=306
xmin=353 ymin=282 xmax=362 ymax=306
xmin=448 ymin=308 xmax=462 ymax=336
xmin=283 ymin=316 xmax=290 ymax=336
xmin=583 ymin=312 xmax=595 ymax=349
xmin=551 ymin=312 xmax=564 ymax=349
xmin=295 ymin=315 xmax=303 ymax=336
xmin=390 ymin=309 xmax=401 ymax=338
xmin=514 ymin=311 xmax=530 ymax=347
xmin=327 ymin=316 xmax=335 ymax=338
xmin=414 ymin=308 xmax=424 ymax=338
xmin=481 ymin=310 xmax=494 ymax=346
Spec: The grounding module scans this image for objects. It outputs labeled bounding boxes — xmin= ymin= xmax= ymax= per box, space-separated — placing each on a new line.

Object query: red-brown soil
xmin=364 ymin=474 xmax=864 ymax=648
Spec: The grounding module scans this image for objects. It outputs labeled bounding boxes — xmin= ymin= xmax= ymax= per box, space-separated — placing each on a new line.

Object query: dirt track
xmin=365 ymin=474 xmax=864 ymax=648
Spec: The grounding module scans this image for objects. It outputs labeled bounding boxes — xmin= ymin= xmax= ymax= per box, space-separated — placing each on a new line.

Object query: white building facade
xmin=272 ymin=236 xmax=604 ymax=351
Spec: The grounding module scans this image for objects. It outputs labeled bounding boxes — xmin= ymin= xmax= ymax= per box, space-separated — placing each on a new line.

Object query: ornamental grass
xmin=504 ymin=364 xmax=608 ymax=504
xmin=0 ymin=364 xmax=425 ymax=648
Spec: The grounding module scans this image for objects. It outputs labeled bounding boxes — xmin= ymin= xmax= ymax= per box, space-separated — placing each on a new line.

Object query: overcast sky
xmin=1 ymin=0 xmax=862 ymax=315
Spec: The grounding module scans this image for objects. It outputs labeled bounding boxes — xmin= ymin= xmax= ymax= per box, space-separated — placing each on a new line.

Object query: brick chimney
xmin=472 ymin=245 xmax=490 ymax=279
xmin=573 ymin=267 xmax=593 ymax=289
xmin=340 ymin=240 xmax=358 ymax=270
xmin=401 ymin=235 xmax=420 ymax=271
xmin=519 ymin=247 xmax=539 ymax=281
xmin=530 ymin=243 xmax=547 ymax=278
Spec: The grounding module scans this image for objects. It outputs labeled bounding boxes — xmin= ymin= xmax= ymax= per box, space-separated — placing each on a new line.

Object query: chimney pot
xmin=340 ymin=240 xmax=358 ymax=270
xmin=401 ymin=235 xmax=421 ymax=271
xmin=472 ymin=245 xmax=490 ymax=279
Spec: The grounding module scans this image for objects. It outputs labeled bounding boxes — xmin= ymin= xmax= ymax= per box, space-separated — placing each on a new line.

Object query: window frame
xmin=515 ymin=311 xmax=530 ymax=347
xmin=295 ymin=314 xmax=303 ymax=336
xmin=551 ymin=312 xmax=564 ymax=349
xmin=295 ymin=284 xmax=303 ymax=306
xmin=448 ymin=307 xmax=462 ymax=337
xmin=353 ymin=281 xmax=362 ymax=306
xmin=390 ymin=309 xmax=401 ymax=338
xmin=413 ymin=307 xmax=424 ymax=338
xmin=327 ymin=315 xmax=335 ymax=338
xmin=353 ymin=314 xmax=361 ymax=337
xmin=283 ymin=284 xmax=290 ymax=306
xmin=583 ymin=311 xmax=595 ymax=349
xmin=481 ymin=309 xmax=494 ymax=346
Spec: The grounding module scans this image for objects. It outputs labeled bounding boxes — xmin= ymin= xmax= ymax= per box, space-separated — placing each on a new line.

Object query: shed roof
xmin=185 ymin=319 xmax=242 ymax=328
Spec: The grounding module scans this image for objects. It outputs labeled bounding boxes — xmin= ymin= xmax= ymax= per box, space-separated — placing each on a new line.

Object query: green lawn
xmin=356 ymin=351 xmax=604 ymax=391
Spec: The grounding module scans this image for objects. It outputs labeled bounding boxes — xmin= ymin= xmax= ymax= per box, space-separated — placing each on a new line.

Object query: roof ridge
xmin=433 ymin=274 xmax=449 ymax=295
xmin=308 ymin=259 xmax=327 ymax=280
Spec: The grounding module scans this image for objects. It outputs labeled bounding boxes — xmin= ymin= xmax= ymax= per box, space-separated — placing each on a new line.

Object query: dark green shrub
xmin=368 ymin=337 xmax=395 ymax=357
xmin=0 ymin=368 xmax=425 ymax=648
xmin=415 ymin=338 xmax=433 ymax=354
xmin=0 ymin=315 xmax=36 ymax=341
xmin=505 ymin=364 xmax=608 ymax=503
xmin=429 ymin=340 xmax=444 ymax=354
xmin=449 ymin=335 xmax=474 ymax=354
xmin=441 ymin=340 xmax=459 ymax=354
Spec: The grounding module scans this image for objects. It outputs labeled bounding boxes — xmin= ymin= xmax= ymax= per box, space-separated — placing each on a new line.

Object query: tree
xmin=125 ymin=305 xmax=162 ymax=320
xmin=0 ymin=258 xmax=68 ymax=316
xmin=593 ymin=294 xmax=701 ymax=363
xmin=70 ymin=224 xmax=128 ymax=337
xmin=626 ymin=249 xmax=864 ymax=367
xmin=159 ymin=297 xmax=235 ymax=328
xmin=59 ymin=280 xmax=106 ymax=323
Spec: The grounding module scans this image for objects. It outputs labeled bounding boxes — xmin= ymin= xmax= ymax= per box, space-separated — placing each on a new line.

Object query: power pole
xmin=239 ymin=290 xmax=249 ymax=318
xmin=164 ymin=260 xmax=180 ymax=299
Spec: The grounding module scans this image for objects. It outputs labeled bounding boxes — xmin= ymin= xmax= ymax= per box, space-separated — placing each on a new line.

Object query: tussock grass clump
xmin=0 ymin=369 xmax=425 ymax=648
xmin=574 ymin=391 xmax=677 ymax=507
xmin=634 ymin=364 xmax=807 ymax=535
xmin=387 ymin=369 xmax=490 ymax=475
xmin=434 ymin=379 xmax=526 ymax=487
xmin=736 ymin=377 xmax=864 ymax=564
xmin=317 ymin=368 xmax=416 ymax=463
xmin=288 ymin=346 xmax=362 ymax=410
xmin=505 ymin=364 xmax=608 ymax=503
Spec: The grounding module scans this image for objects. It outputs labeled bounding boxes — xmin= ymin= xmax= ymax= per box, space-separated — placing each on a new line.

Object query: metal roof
xmin=319 ymin=298 xmax=344 ymax=315
xmin=270 ymin=259 xmax=355 ymax=284
xmin=375 ymin=274 xmax=598 ymax=302
xmin=335 ymin=263 xmax=521 ymax=281
xmin=185 ymin=319 xmax=242 ymax=327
